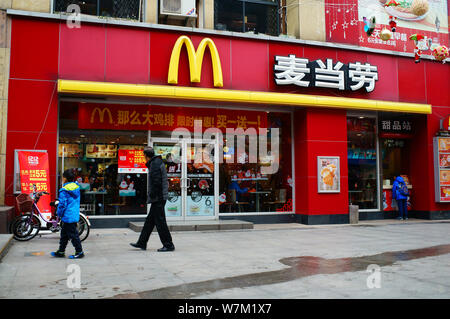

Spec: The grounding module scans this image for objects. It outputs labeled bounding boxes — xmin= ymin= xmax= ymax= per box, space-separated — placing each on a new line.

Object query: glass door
xmin=150 ymin=138 xmax=218 ymax=220
xmin=185 ymin=140 xmax=218 ymax=219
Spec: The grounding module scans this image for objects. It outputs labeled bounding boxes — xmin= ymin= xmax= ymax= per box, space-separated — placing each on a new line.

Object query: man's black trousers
xmin=59 ymin=222 xmax=83 ymax=253
xmin=137 ymin=200 xmax=174 ymax=249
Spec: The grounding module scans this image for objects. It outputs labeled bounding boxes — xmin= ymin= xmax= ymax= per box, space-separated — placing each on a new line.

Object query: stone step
xmin=129 ymin=219 xmax=253 ymax=232
xmin=0 ymin=234 xmax=13 ymax=262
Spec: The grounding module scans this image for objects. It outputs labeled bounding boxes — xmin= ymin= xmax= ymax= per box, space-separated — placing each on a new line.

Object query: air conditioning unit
xmin=160 ymin=0 xmax=197 ymax=18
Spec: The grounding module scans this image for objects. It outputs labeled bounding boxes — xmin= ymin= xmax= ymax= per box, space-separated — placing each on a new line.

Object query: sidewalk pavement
xmin=0 ymin=218 xmax=449 ymax=299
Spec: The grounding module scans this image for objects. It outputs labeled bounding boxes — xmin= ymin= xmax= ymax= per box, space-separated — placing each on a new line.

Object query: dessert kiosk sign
xmin=433 ymin=137 xmax=450 ymax=202
xmin=317 ymin=156 xmax=340 ymax=193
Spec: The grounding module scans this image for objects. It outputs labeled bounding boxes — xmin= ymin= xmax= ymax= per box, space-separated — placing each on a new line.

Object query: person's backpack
xmin=399 ymin=182 xmax=409 ymax=197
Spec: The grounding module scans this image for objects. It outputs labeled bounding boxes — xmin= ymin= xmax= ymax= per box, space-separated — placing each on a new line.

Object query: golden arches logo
xmin=168 ymin=36 xmax=223 ymax=87
xmin=90 ymin=107 xmax=113 ymax=124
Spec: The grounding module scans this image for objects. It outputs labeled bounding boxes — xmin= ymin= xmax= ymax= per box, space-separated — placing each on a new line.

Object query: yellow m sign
xmin=167 ymin=36 xmax=223 ymax=87
xmin=90 ymin=107 xmax=113 ymax=124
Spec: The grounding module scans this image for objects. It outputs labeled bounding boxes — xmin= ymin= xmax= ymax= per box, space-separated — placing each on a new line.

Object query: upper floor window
xmin=54 ymin=0 xmax=144 ymax=21
xmin=214 ymin=0 xmax=280 ymax=36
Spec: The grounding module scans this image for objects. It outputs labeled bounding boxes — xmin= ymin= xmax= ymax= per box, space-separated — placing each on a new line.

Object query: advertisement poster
xmin=358 ymin=0 xmax=449 ymax=52
xmin=325 ymin=0 xmax=448 ymax=53
xmin=433 ymin=137 xmax=450 ymax=202
xmin=118 ymin=149 xmax=147 ymax=174
xmin=166 ymin=193 xmax=182 ymax=217
xmin=17 ymin=151 xmax=52 ymax=219
xmin=318 ymin=156 xmax=340 ymax=193
xmin=186 ymin=194 xmax=215 ymax=217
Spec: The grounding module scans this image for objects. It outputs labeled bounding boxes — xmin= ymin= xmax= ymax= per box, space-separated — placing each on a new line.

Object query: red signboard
xmin=17 ymin=151 xmax=52 ymax=218
xmin=118 ymin=150 xmax=147 ymax=173
xmin=78 ymin=103 xmax=267 ymax=132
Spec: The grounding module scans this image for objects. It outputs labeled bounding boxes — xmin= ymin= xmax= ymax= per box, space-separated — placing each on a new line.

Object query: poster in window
xmin=317 ymin=156 xmax=340 ymax=193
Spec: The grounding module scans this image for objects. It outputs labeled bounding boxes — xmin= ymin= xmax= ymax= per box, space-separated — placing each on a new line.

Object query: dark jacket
xmin=146 ymin=156 xmax=169 ymax=203
xmin=56 ymin=182 xmax=80 ymax=223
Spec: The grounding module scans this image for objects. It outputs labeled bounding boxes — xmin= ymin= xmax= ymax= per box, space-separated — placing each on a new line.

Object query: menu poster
xmin=317 ymin=156 xmax=340 ymax=193
xmin=17 ymin=151 xmax=52 ymax=220
xmin=118 ymin=149 xmax=147 ymax=174
xmin=58 ymin=144 xmax=82 ymax=158
xmin=433 ymin=137 xmax=450 ymax=202
xmin=86 ymin=144 xmax=118 ymax=158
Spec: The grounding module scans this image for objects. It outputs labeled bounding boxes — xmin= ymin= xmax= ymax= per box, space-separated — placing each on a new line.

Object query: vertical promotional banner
xmin=17 ymin=151 xmax=52 ymax=219
xmin=433 ymin=137 xmax=450 ymax=202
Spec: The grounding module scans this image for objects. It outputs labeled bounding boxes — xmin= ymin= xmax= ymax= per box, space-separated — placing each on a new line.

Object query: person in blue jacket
xmin=51 ymin=169 xmax=84 ymax=259
xmin=229 ymin=179 xmax=248 ymax=202
xmin=392 ymin=176 xmax=409 ymax=220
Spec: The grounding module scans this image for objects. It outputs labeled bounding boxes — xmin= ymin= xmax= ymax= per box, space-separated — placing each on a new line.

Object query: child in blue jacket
xmin=51 ymin=169 xmax=84 ymax=259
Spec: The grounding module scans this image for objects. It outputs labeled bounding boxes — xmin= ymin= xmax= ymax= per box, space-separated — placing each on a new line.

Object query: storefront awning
xmin=57 ymin=80 xmax=432 ymax=114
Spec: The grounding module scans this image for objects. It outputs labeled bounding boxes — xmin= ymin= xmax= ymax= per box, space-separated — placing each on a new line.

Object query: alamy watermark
xmin=65 ymin=4 xmax=81 ymax=29
xmin=366 ymin=264 xmax=381 ymax=289
xmin=66 ymin=264 xmax=81 ymax=289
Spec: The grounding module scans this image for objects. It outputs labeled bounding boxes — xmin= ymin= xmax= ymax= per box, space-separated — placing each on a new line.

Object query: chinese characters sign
xmin=379 ymin=117 xmax=414 ymax=138
xmin=78 ymin=104 xmax=267 ymax=132
xmin=274 ymin=55 xmax=378 ymax=92
xmin=118 ymin=150 xmax=147 ymax=174
xmin=17 ymin=151 xmax=52 ymax=218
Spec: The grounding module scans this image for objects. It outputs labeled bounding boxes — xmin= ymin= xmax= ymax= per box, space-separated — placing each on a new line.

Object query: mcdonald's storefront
xmin=4 ymin=12 xmax=450 ymax=227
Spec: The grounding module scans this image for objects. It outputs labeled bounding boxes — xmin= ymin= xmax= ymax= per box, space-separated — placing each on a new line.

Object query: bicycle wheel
xmin=12 ymin=214 xmax=40 ymax=241
xmin=77 ymin=215 xmax=90 ymax=242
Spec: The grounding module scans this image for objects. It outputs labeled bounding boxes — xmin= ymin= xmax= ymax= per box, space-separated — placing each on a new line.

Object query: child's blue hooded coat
xmin=56 ymin=182 xmax=80 ymax=223
xmin=392 ymin=176 xmax=408 ymax=200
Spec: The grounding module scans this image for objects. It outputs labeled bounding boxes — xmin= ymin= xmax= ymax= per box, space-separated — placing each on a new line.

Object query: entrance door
xmin=150 ymin=138 xmax=218 ymax=220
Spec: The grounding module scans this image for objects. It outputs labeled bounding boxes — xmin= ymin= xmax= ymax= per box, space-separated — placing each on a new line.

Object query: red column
xmin=294 ymin=108 xmax=349 ymax=224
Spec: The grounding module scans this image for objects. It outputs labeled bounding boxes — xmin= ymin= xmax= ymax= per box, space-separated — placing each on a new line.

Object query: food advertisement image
xmin=439 ymin=170 xmax=450 ymax=185
xmin=318 ymin=157 xmax=340 ymax=193
xmin=439 ymin=153 xmax=450 ymax=168
xmin=440 ymin=186 xmax=450 ymax=202
xmin=438 ymin=138 xmax=450 ymax=152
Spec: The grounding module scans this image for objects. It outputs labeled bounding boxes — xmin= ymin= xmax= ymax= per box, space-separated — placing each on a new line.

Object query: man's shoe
xmin=404 ymin=217 xmax=408 ymax=220
xmin=397 ymin=217 xmax=403 ymax=220
xmin=157 ymin=246 xmax=175 ymax=252
xmin=69 ymin=252 xmax=84 ymax=259
xmin=50 ymin=251 xmax=65 ymax=258
xmin=130 ymin=243 xmax=146 ymax=250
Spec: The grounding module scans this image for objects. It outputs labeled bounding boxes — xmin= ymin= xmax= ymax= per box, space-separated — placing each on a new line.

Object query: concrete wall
xmin=144 ymin=0 xmax=157 ymax=24
xmin=286 ymin=0 xmax=326 ymax=41
xmin=0 ymin=10 xmax=9 ymax=206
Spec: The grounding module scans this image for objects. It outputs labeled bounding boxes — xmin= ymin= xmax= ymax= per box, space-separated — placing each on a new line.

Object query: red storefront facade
xmin=4 ymin=12 xmax=450 ymax=226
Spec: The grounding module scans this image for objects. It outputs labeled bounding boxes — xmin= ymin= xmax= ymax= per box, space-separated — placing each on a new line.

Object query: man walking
xmin=130 ymin=147 xmax=175 ymax=252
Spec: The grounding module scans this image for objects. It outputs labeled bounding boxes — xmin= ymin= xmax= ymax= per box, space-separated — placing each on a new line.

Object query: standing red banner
xmin=17 ymin=151 xmax=52 ymax=219
xmin=118 ymin=150 xmax=147 ymax=173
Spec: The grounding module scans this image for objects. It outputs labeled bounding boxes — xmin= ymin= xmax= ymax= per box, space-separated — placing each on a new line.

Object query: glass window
xmin=54 ymin=0 xmax=143 ymax=21
xmin=214 ymin=0 xmax=279 ymax=36
xmin=381 ymin=138 xmax=411 ymax=185
xmin=219 ymin=111 xmax=293 ymax=213
xmin=347 ymin=116 xmax=378 ymax=210
xmin=58 ymin=103 xmax=148 ymax=216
